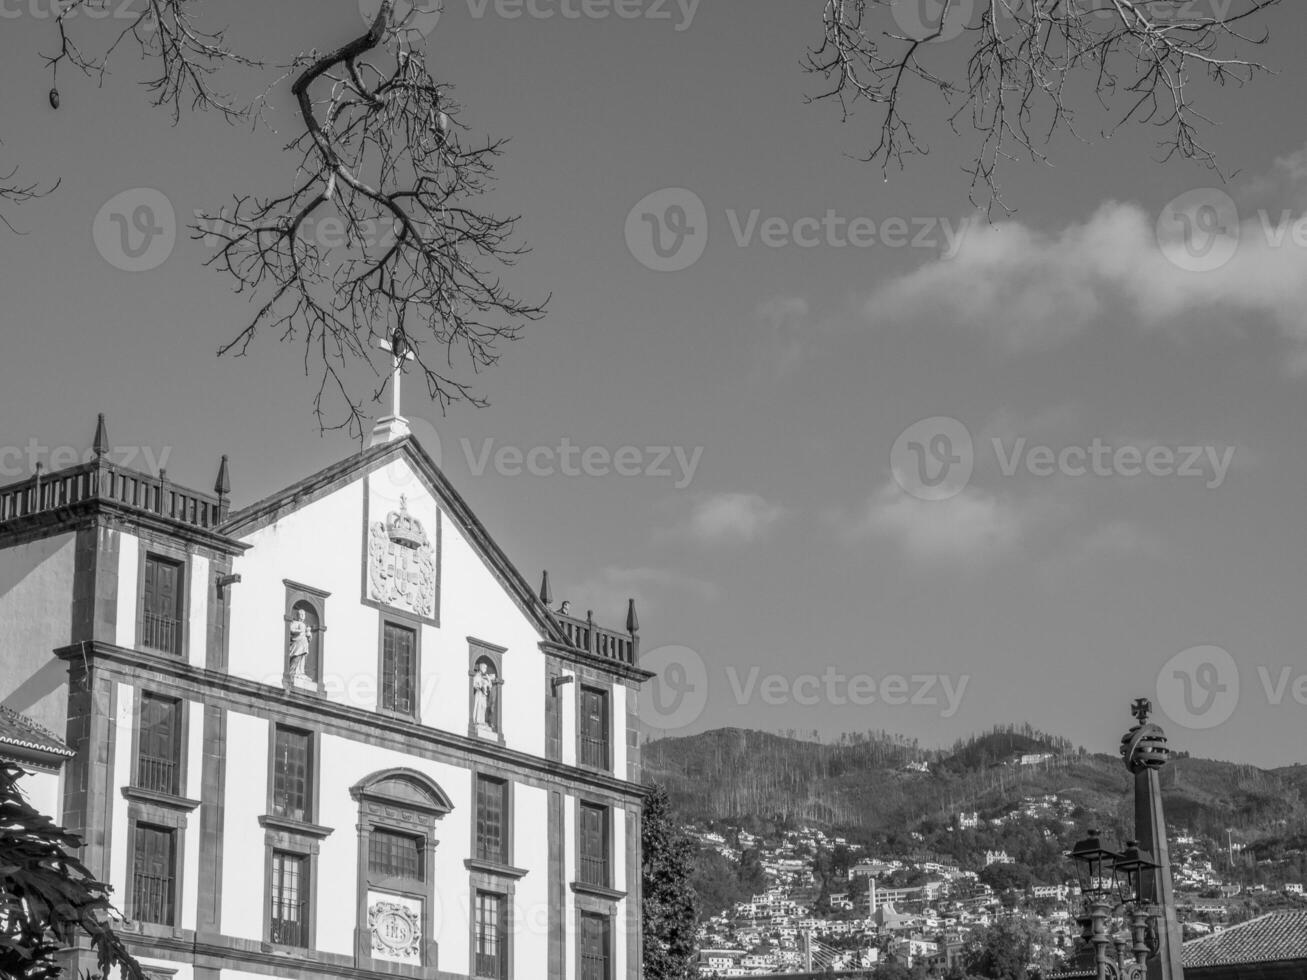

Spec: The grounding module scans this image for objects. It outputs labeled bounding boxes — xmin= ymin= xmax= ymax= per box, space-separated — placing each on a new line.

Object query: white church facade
xmin=0 ymin=413 xmax=652 ymax=980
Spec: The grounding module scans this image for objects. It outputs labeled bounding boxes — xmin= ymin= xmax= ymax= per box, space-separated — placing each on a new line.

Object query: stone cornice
xmin=120 ymin=785 xmax=202 ymax=812
xmin=539 ymin=641 xmax=655 ymax=683
xmin=57 ymin=640 xmax=647 ymax=803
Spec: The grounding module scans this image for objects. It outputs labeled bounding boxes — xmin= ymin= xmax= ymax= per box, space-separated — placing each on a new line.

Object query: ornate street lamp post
xmin=1068 ymin=831 xmax=1121 ymax=980
xmin=1120 ymin=699 xmax=1185 ymax=980
xmin=1066 ymin=699 xmax=1184 ymax=980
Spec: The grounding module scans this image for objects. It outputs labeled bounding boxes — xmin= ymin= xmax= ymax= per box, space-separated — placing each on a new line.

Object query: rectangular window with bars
xmin=131 ymin=823 xmax=176 ymax=925
xmin=474 ymin=890 xmax=507 ymax=979
xmin=579 ymin=911 xmax=611 ymax=980
xmin=579 ymin=803 xmax=609 ymax=888
xmin=136 ymin=693 xmax=181 ymax=795
xmin=270 ymin=850 xmax=310 ymax=947
xmin=271 ymin=726 xmax=312 ymax=822
xmin=475 ymin=775 xmax=508 ymax=865
xmin=380 ymin=622 xmax=417 ymax=715
xmin=579 ymin=686 xmax=609 ymax=769
xmin=140 ymin=554 xmax=183 ymax=655
xmin=368 ymin=828 xmax=424 ymax=883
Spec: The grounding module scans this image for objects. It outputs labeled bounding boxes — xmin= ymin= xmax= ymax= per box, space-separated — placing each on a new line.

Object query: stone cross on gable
xmin=376 ymin=330 xmax=415 ymax=421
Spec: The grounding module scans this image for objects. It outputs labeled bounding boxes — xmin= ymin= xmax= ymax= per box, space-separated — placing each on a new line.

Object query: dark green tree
xmin=0 ymin=763 xmax=144 ymax=980
xmin=642 ymin=783 xmax=699 ymax=980
xmin=962 ymin=919 xmax=1059 ymax=980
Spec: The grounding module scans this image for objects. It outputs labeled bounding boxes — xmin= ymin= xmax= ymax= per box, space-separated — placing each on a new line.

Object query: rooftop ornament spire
xmin=370 ymin=328 xmax=415 ymax=446
xmin=92 ymin=413 xmax=109 ymax=459
xmin=214 ymin=454 xmax=232 ymax=520
xmin=626 ymin=597 xmax=639 ymax=635
xmin=539 ymin=569 xmax=553 ymax=607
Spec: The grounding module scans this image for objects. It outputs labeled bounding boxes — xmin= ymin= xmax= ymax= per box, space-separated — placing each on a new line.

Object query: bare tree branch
xmin=0 ymin=158 xmax=59 ymax=235
xmin=805 ymin=0 xmax=1282 ymax=211
xmin=194 ymin=0 xmax=545 ymax=436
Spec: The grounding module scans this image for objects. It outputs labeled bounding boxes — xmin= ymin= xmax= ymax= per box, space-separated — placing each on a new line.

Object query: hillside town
xmin=686 ymin=800 xmax=1307 ymax=977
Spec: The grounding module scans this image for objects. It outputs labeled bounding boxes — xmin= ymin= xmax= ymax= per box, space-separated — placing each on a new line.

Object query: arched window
xmin=349 ymin=768 xmax=452 ymax=970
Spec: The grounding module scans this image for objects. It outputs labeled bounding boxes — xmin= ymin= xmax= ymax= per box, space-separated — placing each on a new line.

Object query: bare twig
xmin=805 ymin=0 xmax=1281 ymax=211
xmin=195 ymin=0 xmax=543 ymax=435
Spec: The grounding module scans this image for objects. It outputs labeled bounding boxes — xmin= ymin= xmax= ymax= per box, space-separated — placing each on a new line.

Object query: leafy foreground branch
xmin=0 ymin=764 xmax=144 ymax=980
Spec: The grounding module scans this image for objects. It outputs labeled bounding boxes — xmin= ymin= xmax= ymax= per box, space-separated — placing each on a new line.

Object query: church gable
xmin=222 ymin=438 xmax=554 ymax=748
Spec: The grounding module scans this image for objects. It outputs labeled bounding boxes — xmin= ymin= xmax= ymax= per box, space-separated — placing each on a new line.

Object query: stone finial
xmin=539 ymin=569 xmax=553 ymax=607
xmin=626 ymin=597 xmax=640 ymax=634
xmin=92 ymin=413 xmax=109 ymax=458
xmin=214 ymin=454 xmax=231 ymax=498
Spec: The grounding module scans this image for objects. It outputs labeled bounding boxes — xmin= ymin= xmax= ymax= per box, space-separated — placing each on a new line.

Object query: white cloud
xmin=685 ymin=492 xmax=786 ymax=544
xmin=865 ymin=198 xmax=1307 ymax=367
xmin=1070 ymin=520 xmax=1165 ymax=562
xmin=755 ymin=296 xmax=811 ymax=377
xmin=856 ymin=482 xmax=1025 ymax=567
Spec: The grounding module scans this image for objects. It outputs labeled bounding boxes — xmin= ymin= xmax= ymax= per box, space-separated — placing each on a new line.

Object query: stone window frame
xmin=350 ymin=768 xmax=453 ymax=974
xmin=574 ymin=907 xmax=616 ymax=980
xmin=283 ymin=579 xmax=330 ymax=692
xmin=575 ymin=682 xmax=612 ymax=774
xmin=467 ymin=636 xmax=507 ymax=743
xmin=376 ymin=612 xmax=423 ymax=722
xmin=258 ymin=824 xmax=329 ymax=953
xmin=127 ymin=688 xmax=190 ymax=800
xmin=467 ymin=878 xmax=516 ymax=980
xmin=571 ymin=796 xmax=626 ymax=904
xmin=121 ymin=804 xmax=191 ymax=935
xmin=263 ymin=721 xmax=324 ymax=829
xmin=120 ymin=685 xmax=199 ymax=937
xmin=136 ymin=541 xmax=191 ymax=659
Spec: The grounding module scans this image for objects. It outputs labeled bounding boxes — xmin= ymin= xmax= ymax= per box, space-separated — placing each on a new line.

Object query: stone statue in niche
xmin=469 ymin=660 xmax=502 ymax=735
xmin=288 ymin=608 xmax=312 ymax=676
xmin=286 ymin=606 xmax=318 ymax=690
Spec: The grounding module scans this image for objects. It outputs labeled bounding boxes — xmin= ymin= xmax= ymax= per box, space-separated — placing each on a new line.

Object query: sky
xmin=2 ymin=0 xmax=1306 ymax=767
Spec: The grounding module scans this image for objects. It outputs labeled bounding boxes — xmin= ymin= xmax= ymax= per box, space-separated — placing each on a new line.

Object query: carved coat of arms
xmin=368 ymin=900 xmax=422 ymax=960
xmin=368 ymin=495 xmax=436 ymax=618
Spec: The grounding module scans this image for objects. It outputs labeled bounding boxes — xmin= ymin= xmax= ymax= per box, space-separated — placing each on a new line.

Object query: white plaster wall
xmin=187 ymin=554 xmax=208 ymax=669
xmin=612 ymin=680 xmax=627 ymax=779
xmin=115 ymin=533 xmax=138 ymax=648
xmin=560 ymin=670 xmax=577 ymax=767
xmin=564 ymin=794 xmax=576 ymax=980
xmin=219 ymin=710 xmax=269 ymax=941
xmin=14 ymin=767 xmax=62 ymax=820
xmin=226 ymin=454 xmax=548 ymax=755
xmin=0 ymin=532 xmax=76 ymax=736
xmin=109 ymin=683 xmax=135 ymax=901
xmin=613 ymin=809 xmax=627 ymax=974
xmin=513 ymin=783 xmax=551 ymax=965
